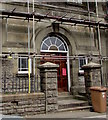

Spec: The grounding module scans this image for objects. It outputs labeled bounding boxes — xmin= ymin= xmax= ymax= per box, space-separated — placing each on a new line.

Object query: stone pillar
xmin=82 ymin=62 xmax=101 ymax=105
xmin=38 ymin=62 xmax=59 ymax=113
xmin=70 ymin=59 xmax=79 ymax=96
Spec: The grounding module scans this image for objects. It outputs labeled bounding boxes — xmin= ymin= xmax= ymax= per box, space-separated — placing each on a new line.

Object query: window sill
xmin=16 ymin=73 xmax=33 ymax=77
xmin=78 ymin=72 xmax=84 ymax=76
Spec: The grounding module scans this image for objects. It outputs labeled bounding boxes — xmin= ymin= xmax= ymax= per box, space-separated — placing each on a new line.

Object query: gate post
xmin=82 ymin=62 xmax=101 ymax=105
xmin=38 ymin=62 xmax=59 ymax=113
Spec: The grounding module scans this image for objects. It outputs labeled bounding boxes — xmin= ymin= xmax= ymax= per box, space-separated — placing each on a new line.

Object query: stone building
xmin=0 ymin=1 xmax=108 ymax=96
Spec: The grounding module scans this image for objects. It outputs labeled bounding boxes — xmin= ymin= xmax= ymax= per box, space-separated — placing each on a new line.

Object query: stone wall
xmin=1 ymin=93 xmax=45 ymax=116
xmin=1 ymin=62 xmax=59 ymax=116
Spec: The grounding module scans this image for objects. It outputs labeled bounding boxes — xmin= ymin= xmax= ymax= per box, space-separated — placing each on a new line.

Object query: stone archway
xmin=40 ymin=35 xmax=70 ymax=92
xmin=34 ymin=25 xmax=77 ymax=94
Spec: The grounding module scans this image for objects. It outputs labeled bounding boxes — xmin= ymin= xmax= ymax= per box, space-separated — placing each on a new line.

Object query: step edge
xmin=58 ymin=103 xmax=89 ymax=109
xmin=58 ymin=106 xmax=92 ymax=112
xmin=58 ymin=101 xmax=88 ymax=105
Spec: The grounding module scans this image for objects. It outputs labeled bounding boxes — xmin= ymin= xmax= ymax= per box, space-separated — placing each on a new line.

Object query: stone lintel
xmin=82 ymin=62 xmax=101 ymax=69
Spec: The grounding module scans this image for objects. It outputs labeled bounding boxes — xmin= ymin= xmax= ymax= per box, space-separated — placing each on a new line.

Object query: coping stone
xmin=82 ymin=62 xmax=101 ymax=69
xmin=38 ymin=62 xmax=59 ymax=69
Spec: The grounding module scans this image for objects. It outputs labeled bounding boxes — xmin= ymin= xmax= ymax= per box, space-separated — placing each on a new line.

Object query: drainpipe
xmin=95 ymin=0 xmax=103 ymax=86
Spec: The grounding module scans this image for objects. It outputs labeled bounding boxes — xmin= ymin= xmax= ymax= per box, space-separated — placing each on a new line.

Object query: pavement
xmin=0 ymin=109 xmax=107 ymax=120
xmin=0 ymin=114 xmax=24 ymax=120
xmin=25 ymin=109 xmax=107 ymax=119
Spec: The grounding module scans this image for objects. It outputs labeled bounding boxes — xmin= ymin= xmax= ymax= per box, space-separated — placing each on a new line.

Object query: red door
xmin=41 ymin=53 xmax=68 ymax=92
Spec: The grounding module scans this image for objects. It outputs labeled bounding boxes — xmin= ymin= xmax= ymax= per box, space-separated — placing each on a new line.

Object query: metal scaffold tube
xmin=0 ymin=14 xmax=2 ymax=94
xmin=87 ymin=1 xmax=93 ymax=56
xmin=33 ymin=0 xmax=36 ymax=92
xmin=27 ymin=0 xmax=31 ymax=93
xmin=1 ymin=9 xmax=108 ymax=28
xmin=95 ymin=0 xmax=103 ymax=86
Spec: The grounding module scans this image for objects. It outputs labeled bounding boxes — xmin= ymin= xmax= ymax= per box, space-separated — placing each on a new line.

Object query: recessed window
xmin=18 ymin=57 xmax=32 ymax=74
xmin=79 ymin=57 xmax=88 ymax=74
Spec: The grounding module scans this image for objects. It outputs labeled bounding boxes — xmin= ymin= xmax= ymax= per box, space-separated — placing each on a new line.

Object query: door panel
xmin=41 ymin=53 xmax=68 ymax=92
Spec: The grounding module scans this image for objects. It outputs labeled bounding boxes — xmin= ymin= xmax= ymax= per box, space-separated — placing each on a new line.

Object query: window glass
xmin=41 ymin=43 xmax=48 ymax=50
xmin=56 ymin=39 xmax=62 ymax=46
xmin=21 ymin=58 xmax=27 ymax=70
xmin=18 ymin=57 xmax=31 ymax=74
xmin=79 ymin=58 xmax=86 ymax=69
xmin=41 ymin=36 xmax=67 ymax=52
xmin=59 ymin=44 xmax=65 ymax=51
xmin=79 ymin=57 xmax=87 ymax=73
xmin=18 ymin=59 xmax=21 ymax=70
xmin=44 ymin=38 xmax=51 ymax=46
xmin=50 ymin=37 xmax=56 ymax=44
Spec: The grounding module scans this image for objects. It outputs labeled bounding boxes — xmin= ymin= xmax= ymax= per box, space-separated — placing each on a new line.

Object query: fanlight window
xmin=41 ymin=36 xmax=67 ymax=52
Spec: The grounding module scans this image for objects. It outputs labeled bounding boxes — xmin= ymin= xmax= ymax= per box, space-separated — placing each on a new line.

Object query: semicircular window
xmin=41 ymin=36 xmax=67 ymax=52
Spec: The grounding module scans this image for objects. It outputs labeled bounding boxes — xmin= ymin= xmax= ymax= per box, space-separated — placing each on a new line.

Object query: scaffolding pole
xmin=87 ymin=1 xmax=93 ymax=57
xmin=33 ymin=0 xmax=36 ymax=92
xmin=27 ymin=0 xmax=31 ymax=93
xmin=95 ymin=0 xmax=103 ymax=86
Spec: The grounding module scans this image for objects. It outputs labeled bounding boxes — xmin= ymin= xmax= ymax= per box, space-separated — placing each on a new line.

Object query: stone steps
xmin=58 ymin=93 xmax=92 ymax=112
xmin=58 ymin=95 xmax=73 ymax=100
xmin=74 ymin=95 xmax=87 ymax=101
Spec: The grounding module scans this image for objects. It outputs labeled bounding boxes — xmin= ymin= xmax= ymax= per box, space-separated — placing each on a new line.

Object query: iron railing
xmin=2 ymin=72 xmax=41 ymax=94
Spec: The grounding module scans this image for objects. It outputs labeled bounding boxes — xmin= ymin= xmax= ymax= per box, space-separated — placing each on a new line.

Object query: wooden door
xmin=41 ymin=53 xmax=68 ymax=92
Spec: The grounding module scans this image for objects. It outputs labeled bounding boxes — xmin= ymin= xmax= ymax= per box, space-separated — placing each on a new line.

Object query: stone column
xmin=38 ymin=62 xmax=59 ymax=113
xmin=82 ymin=62 xmax=101 ymax=105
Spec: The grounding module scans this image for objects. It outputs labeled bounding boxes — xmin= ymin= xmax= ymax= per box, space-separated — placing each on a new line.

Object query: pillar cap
xmin=82 ymin=62 xmax=101 ymax=69
xmin=38 ymin=62 xmax=59 ymax=69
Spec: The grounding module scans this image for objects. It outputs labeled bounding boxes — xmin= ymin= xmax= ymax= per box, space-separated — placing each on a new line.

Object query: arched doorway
xmin=40 ymin=35 xmax=70 ymax=92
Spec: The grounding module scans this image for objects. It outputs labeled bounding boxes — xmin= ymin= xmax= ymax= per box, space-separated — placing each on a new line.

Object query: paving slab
xmin=0 ymin=114 xmax=24 ymax=120
xmin=25 ymin=110 xmax=107 ymax=119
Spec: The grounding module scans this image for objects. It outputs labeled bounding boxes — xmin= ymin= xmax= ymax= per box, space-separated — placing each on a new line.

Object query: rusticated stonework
xmin=38 ymin=62 xmax=59 ymax=113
